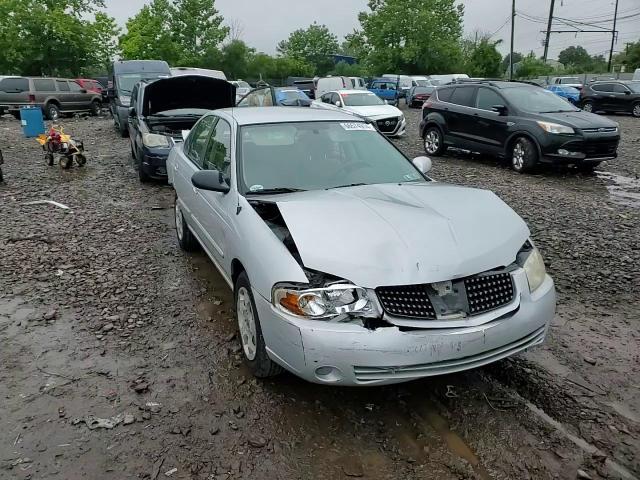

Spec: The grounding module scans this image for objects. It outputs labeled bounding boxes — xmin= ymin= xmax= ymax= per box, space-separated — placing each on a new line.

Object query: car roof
xmin=335 ymin=89 xmax=374 ymax=94
xmin=215 ymin=107 xmax=360 ymax=126
xmin=440 ymin=80 xmax=533 ymax=89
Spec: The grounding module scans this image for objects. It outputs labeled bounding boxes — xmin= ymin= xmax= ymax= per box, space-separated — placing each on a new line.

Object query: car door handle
xmin=192 ymin=186 xmax=199 ymax=195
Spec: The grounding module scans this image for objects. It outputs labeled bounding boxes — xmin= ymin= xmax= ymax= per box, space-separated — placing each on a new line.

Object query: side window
xmin=592 ymin=83 xmax=613 ymax=93
xmin=322 ymin=93 xmax=332 ymax=103
xmin=185 ymin=116 xmax=216 ymax=168
xmin=69 ymin=81 xmax=82 ymax=92
xmin=203 ymin=119 xmax=232 ymax=182
xmin=33 ymin=79 xmax=55 ymax=92
xmin=476 ymin=88 xmax=504 ymax=111
xmin=437 ymin=87 xmax=454 ymax=102
xmin=330 ymin=93 xmax=340 ymax=104
xmin=450 ymin=87 xmax=477 ymax=107
xmin=0 ymin=77 xmax=29 ymax=92
xmin=56 ymin=80 xmax=70 ymax=92
xmin=613 ymin=83 xmax=630 ymax=94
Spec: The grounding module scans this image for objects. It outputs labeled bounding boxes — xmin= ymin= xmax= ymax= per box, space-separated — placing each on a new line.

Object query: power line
xmin=489 ymin=16 xmax=512 ymax=38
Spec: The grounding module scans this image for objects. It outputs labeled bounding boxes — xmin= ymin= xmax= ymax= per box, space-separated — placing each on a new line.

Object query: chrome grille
xmin=376 ymin=117 xmax=399 ymax=133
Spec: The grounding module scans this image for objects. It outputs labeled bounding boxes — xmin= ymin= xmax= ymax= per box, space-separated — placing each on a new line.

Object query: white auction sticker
xmin=340 ymin=122 xmax=375 ymax=131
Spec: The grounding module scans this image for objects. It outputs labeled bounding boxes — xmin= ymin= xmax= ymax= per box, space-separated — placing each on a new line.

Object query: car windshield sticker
xmin=340 ymin=122 xmax=375 ymax=131
xmin=249 ymin=184 xmax=264 ymax=192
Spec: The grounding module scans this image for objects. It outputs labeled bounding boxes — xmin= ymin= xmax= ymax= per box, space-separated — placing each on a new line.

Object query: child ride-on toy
xmin=37 ymin=126 xmax=86 ymax=169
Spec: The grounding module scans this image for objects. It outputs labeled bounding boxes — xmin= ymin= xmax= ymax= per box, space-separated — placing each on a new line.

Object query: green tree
xmin=171 ymin=0 xmax=228 ymax=66
xmin=85 ymin=13 xmax=121 ymax=74
xmin=558 ymin=46 xmax=592 ymax=69
xmin=462 ymin=36 xmax=502 ymax=77
xmin=515 ymin=53 xmax=554 ymax=79
xmin=277 ymin=23 xmax=339 ymax=75
xmin=357 ymin=0 xmax=464 ymax=74
xmin=502 ymin=52 xmax=523 ymax=73
xmin=613 ymin=41 xmax=640 ymax=70
xmin=216 ymin=40 xmax=255 ymax=79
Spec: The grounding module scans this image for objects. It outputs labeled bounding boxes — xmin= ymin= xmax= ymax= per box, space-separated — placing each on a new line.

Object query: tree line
xmin=1 ymin=0 xmax=639 ymax=80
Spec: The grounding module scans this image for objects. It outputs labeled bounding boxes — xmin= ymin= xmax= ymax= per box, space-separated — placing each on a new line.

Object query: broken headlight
xmin=272 ymin=283 xmax=377 ymax=319
xmin=517 ymin=241 xmax=547 ymax=293
xmin=142 ymin=133 xmax=170 ymax=148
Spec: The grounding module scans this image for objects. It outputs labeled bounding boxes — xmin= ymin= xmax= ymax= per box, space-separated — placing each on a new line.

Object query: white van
xmin=633 ymin=68 xmax=640 ymax=81
xmin=428 ymin=74 xmax=469 ymax=85
xmin=170 ymin=67 xmax=227 ymax=80
xmin=315 ymin=76 xmax=354 ymax=99
xmin=349 ymin=77 xmax=367 ymax=89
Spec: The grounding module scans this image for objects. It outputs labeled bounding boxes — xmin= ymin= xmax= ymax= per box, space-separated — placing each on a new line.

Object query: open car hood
xmin=274 ymin=183 xmax=529 ymax=288
xmin=142 ymin=76 xmax=236 ymax=116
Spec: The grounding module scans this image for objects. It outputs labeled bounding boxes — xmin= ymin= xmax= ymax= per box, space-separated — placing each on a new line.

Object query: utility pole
xmin=543 ymin=0 xmax=556 ymax=62
xmin=510 ymin=0 xmax=516 ymax=81
xmin=608 ymin=0 xmax=620 ymax=72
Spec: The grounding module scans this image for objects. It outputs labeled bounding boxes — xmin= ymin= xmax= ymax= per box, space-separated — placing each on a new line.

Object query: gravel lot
xmin=0 ymin=107 xmax=638 ymax=480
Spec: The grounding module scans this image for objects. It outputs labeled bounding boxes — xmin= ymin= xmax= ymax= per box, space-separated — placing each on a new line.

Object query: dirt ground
xmin=0 ymin=106 xmax=638 ymax=480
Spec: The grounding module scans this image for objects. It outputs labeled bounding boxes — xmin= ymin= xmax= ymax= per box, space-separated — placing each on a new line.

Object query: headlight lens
xmin=273 ymin=283 xmax=376 ymax=319
xmin=537 ymin=121 xmax=574 ymax=134
xmin=518 ymin=243 xmax=547 ymax=293
xmin=119 ymin=95 xmax=131 ymax=106
xmin=142 ymin=133 xmax=170 ymax=148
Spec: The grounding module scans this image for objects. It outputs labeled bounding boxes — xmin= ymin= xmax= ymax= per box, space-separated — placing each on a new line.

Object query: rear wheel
xmin=90 ymin=101 xmax=101 ymax=116
xmin=423 ymin=126 xmax=446 ymax=156
xmin=582 ymin=101 xmax=594 ymax=113
xmin=632 ymin=103 xmax=640 ymax=118
xmin=174 ymin=195 xmax=199 ymax=252
xmin=511 ymin=137 xmax=538 ymax=173
xmin=235 ymin=271 xmax=283 ymax=378
xmin=75 ymin=154 xmax=87 ymax=167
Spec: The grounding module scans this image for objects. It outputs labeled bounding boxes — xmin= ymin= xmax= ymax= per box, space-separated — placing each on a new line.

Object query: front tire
xmin=582 ymin=101 xmax=594 ymax=113
xmin=632 ymin=103 xmax=640 ymax=118
xmin=90 ymin=101 xmax=101 ymax=116
xmin=511 ymin=137 xmax=538 ymax=173
xmin=174 ymin=196 xmax=199 ymax=252
xmin=235 ymin=272 xmax=283 ymax=378
xmin=45 ymin=103 xmax=60 ymax=121
xmin=138 ymin=156 xmax=151 ymax=183
xmin=423 ymin=126 xmax=446 ymax=156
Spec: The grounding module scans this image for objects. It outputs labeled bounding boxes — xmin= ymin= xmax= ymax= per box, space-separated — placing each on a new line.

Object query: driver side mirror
xmin=334 ymin=101 xmax=342 ymax=107
xmin=491 ymin=104 xmax=508 ymax=116
xmin=192 ymin=169 xmax=230 ymax=194
xmin=412 ymin=156 xmax=432 ymax=174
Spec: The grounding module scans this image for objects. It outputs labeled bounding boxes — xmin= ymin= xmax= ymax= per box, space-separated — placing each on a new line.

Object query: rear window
xmin=436 ymin=87 xmax=454 ymax=102
xmin=0 ymin=77 xmax=29 ymax=92
xmin=56 ymin=80 xmax=70 ymax=92
xmin=33 ymin=79 xmax=55 ymax=91
xmin=450 ymin=87 xmax=476 ymax=107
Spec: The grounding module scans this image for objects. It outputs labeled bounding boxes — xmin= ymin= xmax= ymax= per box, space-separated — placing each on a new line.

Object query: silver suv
xmin=0 ymin=76 xmax=102 ymax=120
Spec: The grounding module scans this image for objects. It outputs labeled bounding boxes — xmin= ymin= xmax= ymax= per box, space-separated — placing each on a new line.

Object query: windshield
xmin=415 ymin=80 xmax=431 ymax=87
xmin=627 ymin=82 xmax=640 ymax=93
xmin=342 ymin=92 xmax=384 ymax=106
xmin=429 ymin=79 xmax=442 ymax=86
xmin=239 ymin=122 xmax=425 ymax=194
xmin=502 ymin=86 xmax=579 ymax=113
xmin=117 ymin=73 xmax=168 ymax=94
xmin=276 ymin=89 xmax=307 ymax=101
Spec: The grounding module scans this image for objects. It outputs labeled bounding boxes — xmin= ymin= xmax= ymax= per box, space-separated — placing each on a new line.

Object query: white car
xmin=167 ymin=107 xmax=556 ymax=386
xmin=311 ymin=90 xmax=406 ymax=137
xmin=230 ymin=80 xmax=252 ymax=103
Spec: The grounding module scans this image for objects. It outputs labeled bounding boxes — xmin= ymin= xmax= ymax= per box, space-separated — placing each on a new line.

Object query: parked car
xmin=311 ymin=90 xmax=405 ymax=137
xmin=0 ymin=76 xmax=102 ymax=120
xmin=76 ymin=78 xmax=103 ymax=96
xmin=170 ymin=67 xmax=227 ymax=80
xmin=406 ymin=85 xmax=436 ymax=108
xmin=168 ymin=107 xmax=556 ymax=386
xmin=382 ymin=74 xmax=412 ymax=97
xmin=368 ymin=78 xmax=400 ymax=106
xmin=545 ymin=85 xmax=581 ymax=105
xmin=315 ymin=76 xmax=354 ymax=99
xmin=127 ymin=75 xmax=235 ymax=182
xmin=286 ymin=77 xmax=315 ymax=99
xmin=230 ymin=80 xmax=252 ymax=103
xmin=550 ymin=76 xmax=583 ymax=90
xmin=633 ymin=68 xmax=640 ymax=81
xmin=349 ymin=77 xmax=367 ymax=89
xmin=237 ymin=86 xmax=311 ymax=107
xmin=420 ymin=80 xmax=620 ymax=173
xmin=109 ymin=60 xmax=171 ymax=137
xmin=580 ymin=81 xmax=640 ymax=117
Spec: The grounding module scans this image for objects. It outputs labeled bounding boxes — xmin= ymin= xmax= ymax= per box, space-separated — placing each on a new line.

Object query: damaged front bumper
xmin=254 ymin=269 xmax=555 ymax=386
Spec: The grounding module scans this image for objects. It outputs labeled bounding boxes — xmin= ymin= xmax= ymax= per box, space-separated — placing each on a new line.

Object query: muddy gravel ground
xmin=0 ymin=107 xmax=638 ymax=480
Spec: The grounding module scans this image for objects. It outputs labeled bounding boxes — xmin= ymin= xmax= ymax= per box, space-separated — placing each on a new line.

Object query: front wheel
xmin=235 ymin=272 xmax=283 ymax=378
xmin=582 ymin=101 xmax=594 ymax=113
xmin=45 ymin=103 xmax=60 ymax=121
xmin=45 ymin=153 xmax=54 ymax=166
xmin=174 ymin=196 xmax=199 ymax=252
xmin=632 ymin=103 xmax=640 ymax=118
xmin=423 ymin=126 xmax=446 ymax=156
xmin=90 ymin=101 xmax=101 ymax=116
xmin=75 ymin=154 xmax=87 ymax=167
xmin=511 ymin=137 xmax=538 ymax=173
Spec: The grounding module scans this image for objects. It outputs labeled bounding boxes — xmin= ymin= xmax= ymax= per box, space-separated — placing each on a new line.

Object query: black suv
xmin=580 ymin=81 xmax=640 ymax=117
xmin=420 ymin=81 xmax=620 ymax=173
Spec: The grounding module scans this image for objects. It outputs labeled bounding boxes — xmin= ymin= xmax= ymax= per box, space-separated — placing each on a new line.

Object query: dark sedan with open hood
xmin=128 ymin=75 xmax=235 ymax=182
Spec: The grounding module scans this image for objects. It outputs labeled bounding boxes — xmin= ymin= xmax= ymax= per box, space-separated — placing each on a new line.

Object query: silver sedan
xmin=168 ymin=107 xmax=556 ymax=386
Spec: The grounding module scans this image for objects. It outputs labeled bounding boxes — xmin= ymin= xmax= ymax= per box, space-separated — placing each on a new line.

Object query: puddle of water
xmin=596 ymin=171 xmax=640 ymax=208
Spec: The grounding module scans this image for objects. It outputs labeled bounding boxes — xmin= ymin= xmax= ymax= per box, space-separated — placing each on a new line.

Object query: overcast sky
xmin=106 ymin=0 xmax=640 ymax=61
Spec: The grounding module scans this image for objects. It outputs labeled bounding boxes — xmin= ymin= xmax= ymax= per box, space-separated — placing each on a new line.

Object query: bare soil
xmin=0 ymin=108 xmax=638 ymax=480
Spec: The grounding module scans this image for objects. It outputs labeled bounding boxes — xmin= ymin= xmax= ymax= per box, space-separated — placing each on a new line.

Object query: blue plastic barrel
xmin=19 ymin=106 xmax=45 ymax=137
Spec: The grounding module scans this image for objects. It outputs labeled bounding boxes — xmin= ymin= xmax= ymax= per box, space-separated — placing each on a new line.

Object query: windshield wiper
xmin=539 ymin=109 xmax=577 ymax=113
xmin=326 ymin=183 xmax=367 ymax=190
xmin=246 ymin=188 xmax=306 ymax=195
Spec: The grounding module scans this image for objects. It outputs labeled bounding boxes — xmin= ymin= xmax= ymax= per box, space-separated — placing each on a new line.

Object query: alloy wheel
xmin=424 ymin=130 xmax=440 ymax=155
xmin=175 ymin=202 xmax=184 ymax=241
xmin=49 ymin=107 xmax=59 ymax=120
xmin=512 ymin=142 xmax=525 ymax=170
xmin=582 ymin=102 xmax=593 ymax=113
xmin=237 ymin=287 xmax=257 ymax=361
xmin=633 ymin=104 xmax=640 ymax=117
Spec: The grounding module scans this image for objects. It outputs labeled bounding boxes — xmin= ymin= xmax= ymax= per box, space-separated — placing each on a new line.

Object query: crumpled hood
xmin=275 ymin=183 xmax=529 ymax=288
xmin=344 ymin=104 xmax=402 ymax=119
xmin=142 ymin=75 xmax=235 ymax=116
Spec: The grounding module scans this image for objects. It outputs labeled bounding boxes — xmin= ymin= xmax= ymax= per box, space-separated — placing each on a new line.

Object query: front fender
xmin=421 ymin=112 xmax=447 ymax=137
